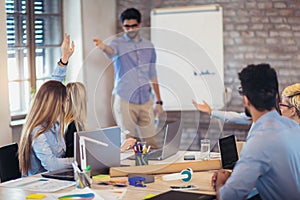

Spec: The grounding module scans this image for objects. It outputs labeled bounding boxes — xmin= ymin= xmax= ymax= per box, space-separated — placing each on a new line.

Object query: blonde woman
xmin=280 ymin=83 xmax=300 ymax=124
xmin=51 ymin=34 xmax=80 ymax=157
xmin=18 ymin=81 xmax=73 ymax=176
xmin=51 ymin=35 xmax=86 ymax=157
xmin=64 ymin=82 xmax=88 ymax=157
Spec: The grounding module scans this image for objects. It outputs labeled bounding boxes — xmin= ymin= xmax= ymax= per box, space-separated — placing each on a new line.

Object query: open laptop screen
xmin=161 ymin=120 xmax=182 ymax=159
xmin=41 ymin=127 xmax=121 ymax=181
xmin=75 ymin=126 xmax=121 ymax=176
xmin=219 ymin=135 xmax=239 ymax=170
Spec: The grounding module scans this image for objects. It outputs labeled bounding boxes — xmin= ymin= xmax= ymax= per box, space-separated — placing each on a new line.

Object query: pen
xmin=143 ymin=147 xmax=147 ymax=154
xmin=72 ymin=162 xmax=85 ymax=188
xmin=83 ymin=173 xmax=91 ymax=188
xmin=137 ymin=142 xmax=141 ymax=153
xmin=72 ymin=162 xmax=81 ymax=173
xmin=75 ymin=171 xmax=84 ymax=188
xmin=147 ymin=145 xmax=151 ymax=153
xmin=140 ymin=143 xmax=144 ymax=153
xmin=84 ymin=165 xmax=91 ymax=187
xmin=85 ymin=165 xmax=91 ymax=173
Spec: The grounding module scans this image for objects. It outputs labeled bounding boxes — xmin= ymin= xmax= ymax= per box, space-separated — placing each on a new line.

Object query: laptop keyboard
xmin=41 ymin=169 xmax=74 ymax=181
xmin=54 ymin=170 xmax=74 ymax=176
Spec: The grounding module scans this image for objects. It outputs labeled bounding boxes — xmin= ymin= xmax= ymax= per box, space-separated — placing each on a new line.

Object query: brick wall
xmin=116 ymin=0 xmax=300 ymax=149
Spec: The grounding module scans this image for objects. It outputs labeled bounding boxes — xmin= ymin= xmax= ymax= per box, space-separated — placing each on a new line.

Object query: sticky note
xmin=26 ymin=193 xmax=46 ymax=199
xmin=92 ymin=174 xmax=110 ymax=182
xmin=143 ymin=193 xmax=156 ymax=199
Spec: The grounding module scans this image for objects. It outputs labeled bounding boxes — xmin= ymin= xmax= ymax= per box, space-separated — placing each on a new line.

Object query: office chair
xmin=0 ymin=143 xmax=21 ymax=183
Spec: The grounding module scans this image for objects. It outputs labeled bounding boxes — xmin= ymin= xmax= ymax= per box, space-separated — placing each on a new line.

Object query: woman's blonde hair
xmin=19 ymin=80 xmax=66 ymax=175
xmin=282 ymin=83 xmax=300 ymax=118
xmin=65 ymin=82 xmax=87 ymax=131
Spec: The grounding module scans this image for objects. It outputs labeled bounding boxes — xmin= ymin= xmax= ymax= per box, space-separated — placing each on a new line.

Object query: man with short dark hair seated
xmin=212 ymin=64 xmax=300 ymax=200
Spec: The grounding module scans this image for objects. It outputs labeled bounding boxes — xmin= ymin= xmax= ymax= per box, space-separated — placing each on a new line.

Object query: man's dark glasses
xmin=123 ymin=24 xmax=138 ymax=28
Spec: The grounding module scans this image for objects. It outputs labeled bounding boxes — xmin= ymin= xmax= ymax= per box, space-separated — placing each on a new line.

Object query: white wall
xmin=63 ymin=0 xmax=84 ymax=83
xmin=64 ymin=0 xmax=116 ymax=129
xmin=0 ymin=0 xmax=13 ymax=145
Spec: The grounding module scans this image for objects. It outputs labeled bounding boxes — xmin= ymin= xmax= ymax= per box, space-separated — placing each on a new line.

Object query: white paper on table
xmin=0 ymin=177 xmax=75 ymax=192
xmin=96 ymin=188 xmax=127 ymax=200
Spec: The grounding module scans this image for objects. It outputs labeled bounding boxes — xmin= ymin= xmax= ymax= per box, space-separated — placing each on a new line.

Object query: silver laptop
xmin=75 ymin=126 xmax=121 ymax=175
xmin=147 ymin=120 xmax=182 ymax=160
xmin=42 ymin=126 xmax=121 ymax=181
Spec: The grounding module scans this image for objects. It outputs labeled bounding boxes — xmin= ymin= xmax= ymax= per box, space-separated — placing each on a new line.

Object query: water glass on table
xmin=200 ymin=139 xmax=210 ymax=160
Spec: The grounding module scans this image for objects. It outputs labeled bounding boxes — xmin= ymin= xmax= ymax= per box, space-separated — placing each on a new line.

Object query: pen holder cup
xmin=135 ymin=153 xmax=148 ymax=166
xmin=75 ymin=170 xmax=91 ymax=189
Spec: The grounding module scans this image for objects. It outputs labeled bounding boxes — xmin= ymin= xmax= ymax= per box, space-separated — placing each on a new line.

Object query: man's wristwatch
xmin=156 ymin=100 xmax=163 ymax=105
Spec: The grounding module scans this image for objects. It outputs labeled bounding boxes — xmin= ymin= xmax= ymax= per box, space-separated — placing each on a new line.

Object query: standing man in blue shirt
xmin=93 ymin=8 xmax=163 ymax=147
xmin=212 ymin=64 xmax=300 ymax=200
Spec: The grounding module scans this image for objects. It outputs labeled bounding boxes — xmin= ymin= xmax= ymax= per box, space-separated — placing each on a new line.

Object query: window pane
xmin=35 ymin=16 xmax=62 ymax=46
xmin=7 ymin=50 xmax=19 ymax=80
xmin=9 ymin=80 xmax=30 ymax=115
xmin=7 ymin=48 xmax=30 ymax=81
xmin=23 ymin=48 xmax=29 ymax=79
xmin=6 ymin=16 xmax=16 ymax=46
xmin=5 ymin=0 xmax=26 ymax=13
xmin=6 ymin=15 xmax=27 ymax=47
xmin=8 ymin=82 xmax=20 ymax=112
xmin=35 ymin=46 xmax=60 ymax=81
xmin=35 ymin=0 xmax=61 ymax=14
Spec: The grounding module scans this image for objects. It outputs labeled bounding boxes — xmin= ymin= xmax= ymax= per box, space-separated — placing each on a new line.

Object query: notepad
xmin=0 ymin=177 xmax=75 ymax=192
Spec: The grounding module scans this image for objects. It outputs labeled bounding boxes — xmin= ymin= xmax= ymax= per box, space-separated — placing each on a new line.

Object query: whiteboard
xmin=151 ymin=5 xmax=224 ymax=110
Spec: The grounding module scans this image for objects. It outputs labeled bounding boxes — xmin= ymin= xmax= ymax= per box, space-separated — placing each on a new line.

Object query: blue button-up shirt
xmin=211 ymin=110 xmax=252 ymax=125
xmin=28 ymin=123 xmax=73 ymax=176
xmin=108 ymin=33 xmax=157 ymax=104
xmin=51 ymin=64 xmax=67 ymax=82
xmin=220 ymin=110 xmax=300 ymax=199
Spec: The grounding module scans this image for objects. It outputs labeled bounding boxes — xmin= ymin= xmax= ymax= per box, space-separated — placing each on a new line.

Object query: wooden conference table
xmin=0 ymin=151 xmax=220 ymax=200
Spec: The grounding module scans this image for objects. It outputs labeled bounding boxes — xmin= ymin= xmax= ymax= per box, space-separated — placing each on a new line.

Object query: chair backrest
xmin=0 ymin=143 xmax=21 ymax=183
